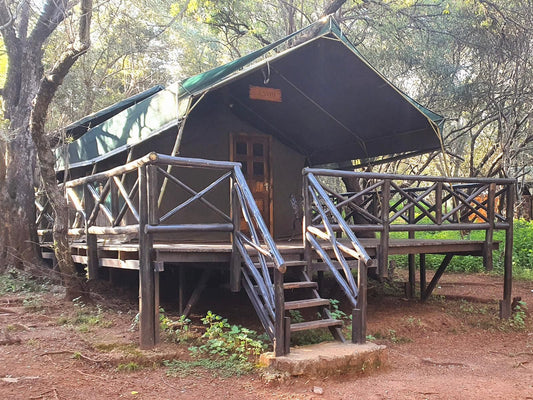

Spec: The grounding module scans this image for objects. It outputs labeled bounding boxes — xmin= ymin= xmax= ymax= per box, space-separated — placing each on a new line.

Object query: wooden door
xmin=231 ymin=133 xmax=272 ymax=232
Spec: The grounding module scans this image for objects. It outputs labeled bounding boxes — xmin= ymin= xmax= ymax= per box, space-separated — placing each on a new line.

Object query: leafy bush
xmin=188 ymin=311 xmax=267 ymax=362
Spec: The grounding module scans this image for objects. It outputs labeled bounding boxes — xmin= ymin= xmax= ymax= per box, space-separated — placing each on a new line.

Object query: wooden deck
xmin=44 ymin=237 xmax=498 ymax=271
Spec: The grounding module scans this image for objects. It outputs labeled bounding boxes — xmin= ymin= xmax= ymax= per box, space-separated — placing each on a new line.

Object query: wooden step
xmin=290 ymin=318 xmax=343 ymax=332
xmin=263 ymin=260 xmax=307 ymax=268
xmin=284 ymin=298 xmax=330 ymax=310
xmin=283 ymin=281 xmax=318 ymax=290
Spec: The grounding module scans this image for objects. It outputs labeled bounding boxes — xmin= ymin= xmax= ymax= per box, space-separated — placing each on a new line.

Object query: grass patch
xmin=57 ymin=301 xmax=113 ymax=332
xmin=117 ymin=362 xmax=142 ymax=372
xmin=390 ymin=219 xmax=533 ymax=278
xmin=164 ymin=358 xmax=255 ymax=377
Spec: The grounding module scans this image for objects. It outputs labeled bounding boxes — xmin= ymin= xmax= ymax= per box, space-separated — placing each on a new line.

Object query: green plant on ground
xmin=0 ymin=268 xmax=50 ymax=294
xmin=57 ymin=301 xmax=113 ymax=331
xmin=509 ymin=300 xmax=528 ymax=330
xmin=163 ymin=358 xmax=254 ymax=377
xmin=372 ymin=329 xmax=412 ymax=344
xmin=403 ymin=316 xmax=422 ymax=328
xmin=189 ymin=311 xmax=266 ymax=362
xmin=117 ymin=362 xmax=141 ymax=372
xmin=288 ymin=309 xmax=304 ymax=323
xmin=329 ymin=299 xmax=347 ymax=321
xmin=159 ymin=309 xmax=194 ymax=343
xmin=23 ymin=296 xmax=44 ymax=312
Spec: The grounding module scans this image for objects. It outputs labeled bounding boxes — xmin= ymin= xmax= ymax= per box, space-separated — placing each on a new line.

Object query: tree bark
xmin=1 ymin=0 xmax=92 ymax=302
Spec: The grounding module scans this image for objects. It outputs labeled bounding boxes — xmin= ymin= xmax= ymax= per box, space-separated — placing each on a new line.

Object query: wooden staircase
xmin=280 ymin=261 xmax=345 ymax=343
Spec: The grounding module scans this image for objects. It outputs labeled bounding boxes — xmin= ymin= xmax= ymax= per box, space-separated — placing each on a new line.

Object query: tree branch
xmin=29 ymin=0 xmax=70 ymax=50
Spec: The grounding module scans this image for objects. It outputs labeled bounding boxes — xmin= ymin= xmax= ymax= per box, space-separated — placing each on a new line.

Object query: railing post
xmin=500 ymin=184 xmax=514 ymax=319
xmin=483 ymin=183 xmax=496 ymax=271
xmin=353 ymin=259 xmax=367 ymax=344
xmin=435 ymin=182 xmax=443 ymax=225
xmin=83 ymin=183 xmax=99 ymax=280
xmin=138 ymin=163 xmax=159 ymax=348
xmin=230 ymin=178 xmax=242 ymax=292
xmin=302 ymin=172 xmax=313 ymax=273
xmin=379 ymin=179 xmax=391 ymax=278
xmin=274 ymin=268 xmax=286 ymax=356
xmin=110 ymin=179 xmax=119 ymax=225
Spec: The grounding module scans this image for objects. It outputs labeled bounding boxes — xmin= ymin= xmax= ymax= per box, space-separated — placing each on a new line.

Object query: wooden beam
xmin=353 ymin=259 xmax=367 ymax=344
xmin=379 ymin=179 xmax=390 ymax=278
xmin=230 ymin=183 xmax=242 ymax=292
xmin=501 ymin=185 xmax=515 ymax=318
xmin=483 ymin=183 xmax=496 ymax=271
xmin=138 ymin=165 xmax=157 ymax=349
xmin=274 ymin=269 xmax=286 ymax=356
xmin=84 ymin=183 xmax=99 ymax=280
xmin=419 ymin=254 xmax=426 ymax=299
xmin=182 ymin=269 xmax=211 ymax=317
xmin=421 ymin=254 xmax=453 ymax=301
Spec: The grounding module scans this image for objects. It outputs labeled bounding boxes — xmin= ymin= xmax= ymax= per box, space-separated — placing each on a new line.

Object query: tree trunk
xmin=0 ymin=119 xmax=41 ymax=271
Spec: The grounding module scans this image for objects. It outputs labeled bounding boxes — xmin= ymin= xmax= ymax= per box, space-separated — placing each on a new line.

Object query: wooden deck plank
xmin=43 ymin=238 xmax=498 ymax=269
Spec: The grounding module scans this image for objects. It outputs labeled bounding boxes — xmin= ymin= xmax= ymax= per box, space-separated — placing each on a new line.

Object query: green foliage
xmin=329 ymin=299 xmax=347 ymax=321
xmin=159 ymin=309 xmax=194 ymax=343
xmin=164 ymin=358 xmax=254 ymax=377
xmin=509 ymin=301 xmax=528 ymax=330
xmin=117 ymin=362 xmax=142 ymax=372
xmin=288 ymin=309 xmax=304 ymax=323
xmin=391 ymin=220 xmax=533 ymax=278
xmin=188 ymin=311 xmax=267 ymax=363
xmin=0 ymin=269 xmax=51 ymax=295
xmin=58 ymin=301 xmax=113 ymax=331
xmin=372 ymin=329 xmax=412 ymax=344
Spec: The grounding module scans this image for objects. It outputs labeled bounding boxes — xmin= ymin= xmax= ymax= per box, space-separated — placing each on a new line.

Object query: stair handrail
xmin=303 ymin=169 xmax=372 ymax=344
xmin=304 ymin=170 xmax=372 ymax=268
xmin=231 ymin=165 xmax=287 ymax=355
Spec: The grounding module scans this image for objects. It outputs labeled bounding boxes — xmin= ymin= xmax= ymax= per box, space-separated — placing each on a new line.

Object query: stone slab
xmin=259 ymin=341 xmax=387 ymax=377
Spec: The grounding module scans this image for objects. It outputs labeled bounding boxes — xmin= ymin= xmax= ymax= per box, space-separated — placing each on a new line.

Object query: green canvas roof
xmin=59 ymin=16 xmax=444 ymax=170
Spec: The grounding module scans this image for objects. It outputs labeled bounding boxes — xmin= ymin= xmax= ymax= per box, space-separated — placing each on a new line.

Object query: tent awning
xmin=59 ymin=16 xmax=443 ymax=171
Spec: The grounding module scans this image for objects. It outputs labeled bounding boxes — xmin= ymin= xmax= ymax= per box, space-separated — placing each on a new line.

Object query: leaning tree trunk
xmin=29 ymin=0 xmax=93 ymax=301
xmin=0 ymin=117 xmax=42 ymax=271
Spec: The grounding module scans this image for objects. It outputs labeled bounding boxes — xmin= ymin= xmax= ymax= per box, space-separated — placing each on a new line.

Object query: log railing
xmin=304 ymin=168 xmax=515 ymax=317
xmin=37 ymin=153 xmax=287 ymax=352
xmin=303 ymin=170 xmax=373 ymax=344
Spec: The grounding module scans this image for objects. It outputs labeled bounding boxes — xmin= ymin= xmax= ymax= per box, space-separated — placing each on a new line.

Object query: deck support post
xmin=353 ymin=259 xmax=367 ymax=344
xmin=379 ymin=180 xmax=391 ymax=278
xmin=284 ymin=316 xmax=291 ymax=355
xmin=483 ymin=183 xmax=496 ymax=271
xmin=138 ymin=164 xmax=159 ymax=349
xmin=419 ymin=254 xmax=426 ymax=299
xmin=83 ymin=183 xmax=99 ymax=280
xmin=501 ymin=185 xmax=515 ymax=319
xmin=407 ymin=207 xmax=416 ymax=298
xmin=230 ymin=182 xmax=241 ymax=292
xmin=274 ymin=269 xmax=286 ymax=356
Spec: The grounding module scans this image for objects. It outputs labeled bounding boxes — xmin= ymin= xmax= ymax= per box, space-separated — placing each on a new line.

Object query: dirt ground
xmin=1 ymin=271 xmax=532 ymax=400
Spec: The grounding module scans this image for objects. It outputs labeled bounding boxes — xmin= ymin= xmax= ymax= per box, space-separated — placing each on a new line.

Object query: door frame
xmin=230 ymin=132 xmax=274 ymax=234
